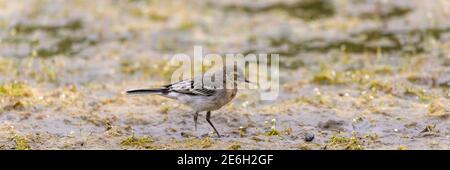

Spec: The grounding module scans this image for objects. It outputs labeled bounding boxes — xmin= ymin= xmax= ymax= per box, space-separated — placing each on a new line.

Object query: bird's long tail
xmin=126 ymin=88 xmax=167 ymax=95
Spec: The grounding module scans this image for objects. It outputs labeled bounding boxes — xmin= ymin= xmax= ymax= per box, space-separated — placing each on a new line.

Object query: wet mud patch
xmin=2 ymin=19 xmax=97 ymax=58
xmin=219 ymin=0 xmax=335 ymax=21
xmin=248 ymin=27 xmax=450 ymax=58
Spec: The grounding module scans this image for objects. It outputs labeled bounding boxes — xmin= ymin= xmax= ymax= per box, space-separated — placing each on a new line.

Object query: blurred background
xmin=0 ymin=0 xmax=449 ymax=150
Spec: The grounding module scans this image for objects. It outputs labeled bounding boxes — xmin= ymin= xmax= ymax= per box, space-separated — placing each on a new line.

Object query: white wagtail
xmin=126 ymin=64 xmax=249 ymax=138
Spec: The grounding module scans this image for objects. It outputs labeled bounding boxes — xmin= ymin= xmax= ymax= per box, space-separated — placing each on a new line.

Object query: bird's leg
xmin=206 ymin=111 xmax=221 ymax=138
xmin=194 ymin=112 xmax=198 ymax=131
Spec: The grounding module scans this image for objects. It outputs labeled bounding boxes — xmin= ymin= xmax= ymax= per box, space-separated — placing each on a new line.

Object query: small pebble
xmin=313 ymin=88 xmax=321 ymax=95
xmin=180 ymin=132 xmax=193 ymax=138
xmin=304 ymin=133 xmax=315 ymax=142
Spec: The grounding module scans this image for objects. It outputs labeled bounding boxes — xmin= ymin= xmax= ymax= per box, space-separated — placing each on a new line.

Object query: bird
xmin=126 ymin=64 xmax=249 ymax=138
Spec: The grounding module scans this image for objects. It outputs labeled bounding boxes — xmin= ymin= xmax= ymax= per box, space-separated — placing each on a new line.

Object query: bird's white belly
xmin=167 ymin=90 xmax=235 ymax=112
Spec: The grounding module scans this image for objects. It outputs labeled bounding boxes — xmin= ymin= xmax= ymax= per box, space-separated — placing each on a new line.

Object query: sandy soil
xmin=1 ymin=0 xmax=450 ymax=150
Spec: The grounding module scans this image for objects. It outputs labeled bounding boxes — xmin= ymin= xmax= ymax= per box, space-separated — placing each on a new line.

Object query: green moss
xmin=182 ymin=137 xmax=215 ymax=149
xmin=404 ymin=86 xmax=435 ymax=102
xmin=35 ymin=36 xmax=94 ymax=58
xmin=199 ymin=137 xmax=214 ymax=148
xmin=420 ymin=124 xmax=436 ymax=133
xmin=398 ymin=145 xmax=408 ymax=150
xmin=239 ymin=126 xmax=247 ymax=137
xmin=148 ymin=12 xmax=169 ymax=21
xmin=265 ymin=119 xmax=281 ymax=136
xmin=298 ymin=144 xmax=311 ymax=150
xmin=428 ymin=100 xmax=449 ymax=117
xmin=360 ymin=6 xmax=411 ymax=20
xmin=312 ymin=69 xmax=343 ymax=85
xmin=62 ymin=143 xmax=73 ymax=149
xmin=0 ymin=81 xmax=33 ymax=97
xmin=13 ymin=136 xmax=31 ymax=150
xmin=120 ymin=60 xmax=139 ymax=75
xmin=296 ymin=96 xmax=333 ymax=108
xmin=265 ymin=128 xmax=280 ymax=136
xmin=251 ymin=136 xmax=263 ymax=142
xmin=45 ymin=65 xmax=58 ymax=82
xmin=120 ymin=135 xmax=155 ymax=149
xmin=178 ymin=20 xmax=194 ymax=31
xmin=326 ymin=133 xmax=364 ymax=150
xmin=368 ymin=80 xmax=392 ymax=93
xmin=363 ymin=133 xmax=379 ymax=141
xmin=120 ymin=59 xmax=176 ymax=81
xmin=251 ymin=26 xmax=450 ymax=57
xmin=35 ymin=61 xmax=59 ymax=83
xmin=8 ymin=20 xmax=96 ymax=58
xmin=279 ymin=59 xmax=305 ymax=69
xmin=373 ymin=65 xmax=394 ymax=75
xmin=3 ymin=100 xmax=26 ymax=111
xmin=228 ymin=144 xmax=242 ymax=150
xmin=406 ymin=74 xmax=433 ymax=86
xmin=298 ymin=143 xmax=321 ymax=150
xmin=311 ymin=66 xmax=372 ymax=85
xmin=407 ymin=75 xmax=422 ymax=84
xmin=13 ymin=20 xmax=83 ymax=35
xmin=225 ymin=0 xmax=335 ymax=21
xmin=160 ymin=105 xmax=171 ymax=114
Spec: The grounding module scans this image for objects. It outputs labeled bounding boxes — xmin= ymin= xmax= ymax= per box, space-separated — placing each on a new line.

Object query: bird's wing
xmin=166 ymin=79 xmax=217 ymax=96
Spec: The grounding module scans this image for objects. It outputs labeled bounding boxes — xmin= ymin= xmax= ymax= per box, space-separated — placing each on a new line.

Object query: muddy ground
xmin=1 ymin=0 xmax=450 ymax=150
